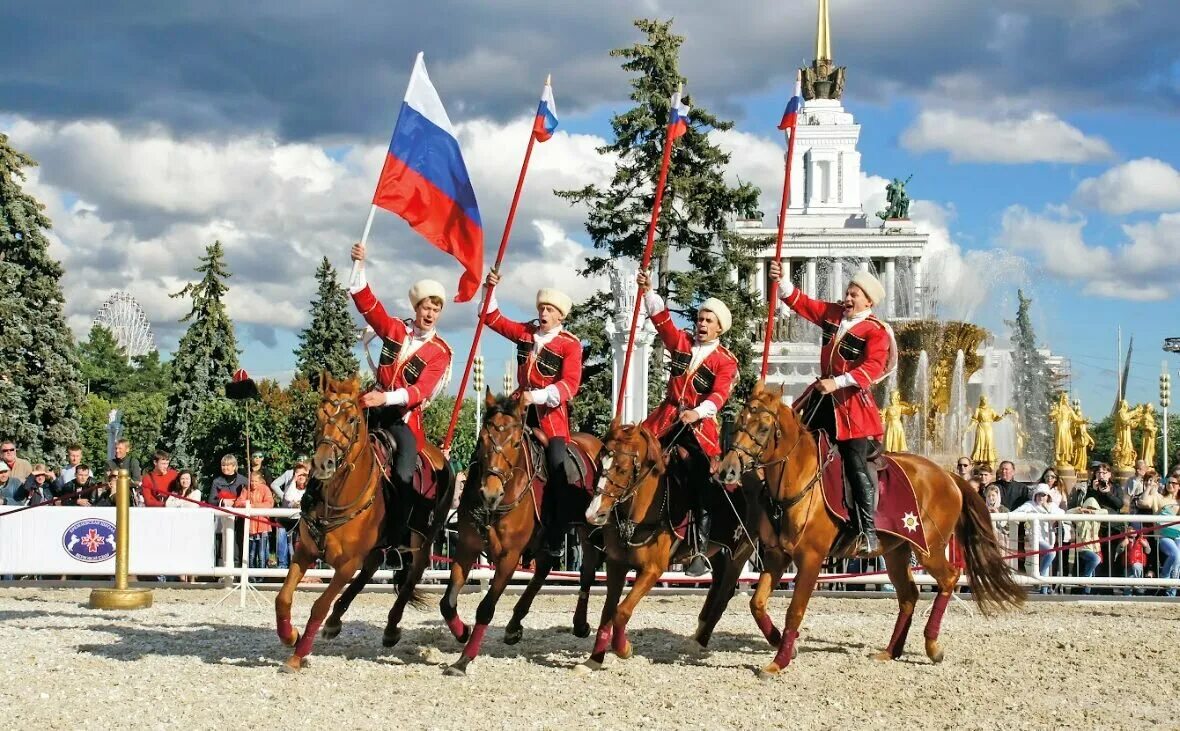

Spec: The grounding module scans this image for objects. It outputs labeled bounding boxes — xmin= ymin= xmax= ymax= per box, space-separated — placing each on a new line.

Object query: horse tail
xmin=954 ymin=478 xmax=1025 ymax=615
xmin=392 ymin=562 xmax=429 ymax=610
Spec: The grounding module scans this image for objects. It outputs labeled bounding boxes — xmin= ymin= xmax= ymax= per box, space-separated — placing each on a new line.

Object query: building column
xmin=805 ymin=259 xmax=817 ymax=298
xmin=884 ymin=257 xmax=896 ymax=318
xmin=912 ymin=257 xmax=924 ymax=318
xmin=858 ymin=259 xmax=870 ymax=273
xmin=830 ymin=259 xmax=843 ymax=300
xmin=756 ymin=258 xmax=767 ymax=302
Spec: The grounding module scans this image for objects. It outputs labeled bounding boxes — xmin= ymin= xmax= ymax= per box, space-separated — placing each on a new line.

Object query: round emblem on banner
xmin=62 ymin=518 xmax=116 ymax=563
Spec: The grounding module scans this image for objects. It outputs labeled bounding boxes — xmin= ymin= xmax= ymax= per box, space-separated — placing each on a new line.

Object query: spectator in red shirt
xmin=140 ymin=450 xmax=180 ymax=507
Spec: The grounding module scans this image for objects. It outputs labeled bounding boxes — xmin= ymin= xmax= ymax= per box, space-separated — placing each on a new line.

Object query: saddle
xmin=369 ymin=429 xmax=446 ymax=500
xmin=816 ymin=431 xmax=928 ymax=554
xmin=523 ymin=432 xmax=598 ymax=521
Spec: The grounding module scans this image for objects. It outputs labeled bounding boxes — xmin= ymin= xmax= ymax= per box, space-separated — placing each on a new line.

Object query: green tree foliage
xmin=78 ymin=394 xmax=114 ymax=468
xmin=1006 ymin=290 xmax=1053 ymax=465
xmin=564 ymin=292 xmax=614 ymax=435
xmin=422 ymin=395 xmax=477 ymax=470
xmin=294 ymin=257 xmax=360 ymax=381
xmin=78 ymin=325 xmax=134 ymax=400
xmin=126 ymin=350 xmax=172 ymax=395
xmin=557 ymin=19 xmax=762 ymax=424
xmin=0 ymin=134 xmax=85 ymax=463
xmin=163 ymin=241 xmax=240 ymax=471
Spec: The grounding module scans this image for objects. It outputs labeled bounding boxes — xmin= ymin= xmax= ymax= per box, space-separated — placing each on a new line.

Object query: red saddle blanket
xmin=369 ymin=435 xmax=441 ymax=501
xmin=818 ymin=433 xmax=928 ymax=554
xmin=528 ymin=437 xmax=598 ymax=521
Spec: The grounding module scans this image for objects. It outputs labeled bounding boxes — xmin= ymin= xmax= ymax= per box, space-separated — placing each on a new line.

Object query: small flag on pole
xmin=778 ymin=73 xmax=804 ymax=131
xmin=533 ymin=78 xmax=559 ymax=142
xmin=372 ymin=52 xmax=484 ymax=302
xmin=668 ymin=88 xmax=691 ymax=140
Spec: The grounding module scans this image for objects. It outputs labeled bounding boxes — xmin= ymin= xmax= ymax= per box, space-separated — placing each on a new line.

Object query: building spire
xmin=816 ymin=0 xmax=832 ymax=62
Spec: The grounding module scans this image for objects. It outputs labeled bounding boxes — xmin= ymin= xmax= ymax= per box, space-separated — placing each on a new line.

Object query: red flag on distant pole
xmin=615 ymin=85 xmax=690 ymax=421
xmin=760 ymin=72 xmax=804 ymax=380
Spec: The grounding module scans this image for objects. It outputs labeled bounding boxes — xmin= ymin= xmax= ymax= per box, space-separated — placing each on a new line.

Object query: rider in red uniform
xmin=638 ymin=271 xmax=738 ymax=576
xmin=769 ymin=261 xmax=896 ymax=555
xmin=482 ymin=270 xmax=583 ymax=558
xmin=336 ymin=242 xmax=452 ymax=511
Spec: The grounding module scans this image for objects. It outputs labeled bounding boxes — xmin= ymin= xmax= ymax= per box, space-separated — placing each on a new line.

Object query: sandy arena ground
xmin=0 ymin=586 xmax=1176 ymax=730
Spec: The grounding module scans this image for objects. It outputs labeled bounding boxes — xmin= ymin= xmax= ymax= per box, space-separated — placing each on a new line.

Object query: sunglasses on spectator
xmin=0 ymin=448 xmax=14 ymax=452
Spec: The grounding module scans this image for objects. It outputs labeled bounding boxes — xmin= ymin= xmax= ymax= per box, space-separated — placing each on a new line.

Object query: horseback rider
xmin=768 ymin=260 xmax=896 ymax=556
xmin=303 ymin=242 xmax=453 ymax=523
xmin=637 ymin=271 xmax=738 ymax=577
xmin=481 ymin=269 xmax=583 ymax=560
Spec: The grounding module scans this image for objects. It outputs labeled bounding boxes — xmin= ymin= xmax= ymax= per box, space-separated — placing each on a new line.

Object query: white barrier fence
xmin=3 ymin=507 xmax=1178 ymax=607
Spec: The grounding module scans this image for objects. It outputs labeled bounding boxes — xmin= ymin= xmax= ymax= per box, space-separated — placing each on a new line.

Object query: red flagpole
xmin=442 ymin=86 xmax=545 ymax=450
xmin=759 ymin=121 xmax=798 ymax=380
xmin=615 ymin=95 xmax=679 ymax=421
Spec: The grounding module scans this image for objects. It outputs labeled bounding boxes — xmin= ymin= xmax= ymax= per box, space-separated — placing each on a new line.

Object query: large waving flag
xmin=533 ymin=78 xmax=559 ymax=142
xmin=778 ymin=72 xmax=804 ymax=131
xmin=372 ymin=53 xmax=483 ymax=302
xmin=668 ymin=89 xmax=691 ymax=140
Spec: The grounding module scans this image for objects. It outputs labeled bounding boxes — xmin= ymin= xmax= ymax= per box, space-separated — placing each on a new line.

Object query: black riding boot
xmin=849 ymin=467 xmax=880 ymax=556
xmin=684 ymin=507 xmax=712 ymax=577
xmin=300 ymin=476 xmax=322 ymax=514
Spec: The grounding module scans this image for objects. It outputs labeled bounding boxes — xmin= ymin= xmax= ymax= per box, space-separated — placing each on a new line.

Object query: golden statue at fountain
xmin=880 ymin=390 xmax=918 ymax=453
xmin=1070 ymin=400 xmax=1095 ymax=475
xmin=1049 ymin=392 xmax=1079 ymax=472
xmin=1136 ymin=403 xmax=1158 ymax=469
xmin=1111 ymin=399 xmax=1137 ymax=474
xmin=969 ymin=395 xmax=1011 ymax=468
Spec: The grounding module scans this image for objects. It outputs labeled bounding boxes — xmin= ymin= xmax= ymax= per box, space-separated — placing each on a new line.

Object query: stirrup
xmin=684 ymin=552 xmax=712 ymax=578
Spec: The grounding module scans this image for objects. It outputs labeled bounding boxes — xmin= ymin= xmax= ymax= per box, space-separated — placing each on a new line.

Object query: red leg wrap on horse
xmin=772 ymin=629 xmax=800 ymax=668
xmin=592 ymin=624 xmax=613 ymax=657
xmin=276 ymin=615 xmax=294 ymax=643
xmin=461 ymin=623 xmax=489 ymax=660
xmin=446 ymin=614 xmax=468 ymax=641
xmin=611 ymin=622 xmax=628 ymax=654
xmin=886 ymin=612 xmax=913 ymax=658
xmin=755 ymin=613 xmax=780 ymax=644
xmin=294 ymin=619 xmax=322 ymax=658
xmin=924 ymin=593 xmax=951 ymax=640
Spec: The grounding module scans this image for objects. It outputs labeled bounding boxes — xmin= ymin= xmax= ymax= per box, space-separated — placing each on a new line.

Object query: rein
xmin=473 ymin=415 xmax=541 ymax=526
xmin=304 ymin=394 xmax=381 ymax=549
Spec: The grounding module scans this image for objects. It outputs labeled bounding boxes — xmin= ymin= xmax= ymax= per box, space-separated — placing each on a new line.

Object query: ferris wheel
xmin=93 ymin=292 xmax=156 ymax=359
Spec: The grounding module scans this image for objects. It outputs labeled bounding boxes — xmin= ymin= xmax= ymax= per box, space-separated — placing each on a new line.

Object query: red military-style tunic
xmin=353 ymin=285 xmax=452 ymax=452
xmin=643 ymin=308 xmax=739 ymax=458
xmin=781 ymin=287 xmax=895 ymax=441
xmin=484 ymin=308 xmax=583 ymax=440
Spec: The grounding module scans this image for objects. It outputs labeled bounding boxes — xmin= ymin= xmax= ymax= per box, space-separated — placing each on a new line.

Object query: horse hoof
xmin=766 ymin=629 xmax=782 ymax=648
xmin=756 ymin=663 xmax=782 ymax=681
xmin=926 ymin=640 xmax=944 ymax=664
xmin=321 ymin=620 xmax=341 ymax=641
xmin=279 ymin=656 xmax=308 ymax=673
xmin=382 ymin=627 xmax=402 ymax=648
xmin=503 ymin=625 xmax=523 ymax=646
xmin=613 ymin=641 xmax=633 ymax=660
xmin=280 ymin=629 xmax=300 ymax=648
xmin=455 ymin=626 xmax=471 ymax=645
xmin=871 ymin=650 xmax=894 ymax=662
xmin=572 ymin=622 xmax=591 ymax=639
xmin=574 ymin=658 xmax=602 ymax=674
xmin=443 ymin=664 xmax=467 ymax=678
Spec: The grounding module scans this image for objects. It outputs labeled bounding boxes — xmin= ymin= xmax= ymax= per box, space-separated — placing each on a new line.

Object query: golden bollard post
xmin=89 ymin=469 xmax=153 ymax=610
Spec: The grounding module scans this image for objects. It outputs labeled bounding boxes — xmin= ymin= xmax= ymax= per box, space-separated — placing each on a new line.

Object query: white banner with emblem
xmin=0 ymin=507 xmax=215 ymax=574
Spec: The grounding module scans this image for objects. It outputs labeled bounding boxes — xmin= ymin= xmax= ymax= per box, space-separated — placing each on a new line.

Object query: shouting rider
xmin=303 ymin=242 xmax=453 ymax=520
xmin=768 ymin=260 xmax=896 ymax=556
xmin=638 ymin=271 xmax=738 ymax=577
xmin=482 ymin=269 xmax=583 ymax=560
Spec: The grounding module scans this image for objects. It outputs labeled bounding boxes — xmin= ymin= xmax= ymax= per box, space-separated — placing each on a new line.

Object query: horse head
xmin=311 ymin=372 xmax=365 ymax=481
xmin=586 ymin=419 xmax=665 ymax=527
xmin=475 ymin=388 xmax=529 ymax=511
xmin=717 ymin=380 xmax=802 ymax=486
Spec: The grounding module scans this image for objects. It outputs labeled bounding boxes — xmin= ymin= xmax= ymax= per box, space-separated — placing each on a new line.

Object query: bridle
xmin=730 ymin=396 xmax=829 ymax=516
xmin=474 ymin=413 xmax=538 ymax=521
xmin=314 ymin=394 xmax=373 ymax=514
xmin=595 ymin=427 xmax=667 ymax=508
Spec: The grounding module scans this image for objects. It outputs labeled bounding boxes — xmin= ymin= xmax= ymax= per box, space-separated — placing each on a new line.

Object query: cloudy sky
xmin=2 ymin=1 xmax=1177 ymax=415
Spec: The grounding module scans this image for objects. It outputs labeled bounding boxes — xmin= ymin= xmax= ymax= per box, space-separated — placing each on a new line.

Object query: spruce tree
xmin=557 ymin=19 xmax=762 ymax=421
xmin=162 ymin=241 xmax=240 ymax=469
xmin=293 ymin=257 xmax=359 ymax=381
xmin=564 ymin=292 xmax=614 ymax=436
xmin=78 ymin=324 xmax=134 ymax=399
xmin=0 ymin=134 xmax=85 ymax=463
xmin=1007 ymin=290 xmax=1053 ymax=465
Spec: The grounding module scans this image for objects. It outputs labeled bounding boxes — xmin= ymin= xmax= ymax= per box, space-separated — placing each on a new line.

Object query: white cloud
xmin=997 ymin=205 xmax=1179 ymax=300
xmin=7 ymin=115 xmax=615 ymax=362
xmin=710 ymin=127 xmax=786 ymax=217
xmin=900 ymin=110 xmax=1114 ymax=164
xmin=1074 ymin=157 xmax=1180 ymax=214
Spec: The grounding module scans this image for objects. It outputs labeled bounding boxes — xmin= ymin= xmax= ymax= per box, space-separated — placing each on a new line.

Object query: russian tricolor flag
xmin=668 ymin=89 xmax=691 ymax=141
xmin=372 ymin=53 xmax=483 ymax=302
xmin=533 ymin=80 xmax=558 ymax=143
xmin=778 ymin=73 xmax=804 ymax=131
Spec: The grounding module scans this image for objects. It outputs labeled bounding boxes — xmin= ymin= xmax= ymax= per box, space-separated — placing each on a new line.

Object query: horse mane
xmin=483 ymin=394 xmax=519 ymax=424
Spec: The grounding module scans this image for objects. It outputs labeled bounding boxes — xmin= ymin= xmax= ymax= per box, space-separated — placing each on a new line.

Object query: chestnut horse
xmin=274 ymin=374 xmax=453 ymax=672
xmin=441 ymin=392 xmax=603 ymax=677
xmin=579 ymin=420 xmax=756 ymax=670
xmin=716 ymin=381 xmax=1024 ymax=678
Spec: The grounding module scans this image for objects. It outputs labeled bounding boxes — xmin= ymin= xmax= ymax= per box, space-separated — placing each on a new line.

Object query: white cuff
xmin=383 ymin=388 xmax=409 ymax=406
xmin=643 ymin=290 xmax=665 ymax=315
xmin=348 ymin=260 xmax=367 ymax=294
xmin=777 ymin=279 xmax=796 ymax=299
xmin=543 ymin=385 xmax=561 ymax=407
xmin=833 ymin=373 xmax=858 ymax=390
xmin=694 ymin=400 xmax=717 ymax=420
xmin=482 ymin=288 xmax=498 ymax=315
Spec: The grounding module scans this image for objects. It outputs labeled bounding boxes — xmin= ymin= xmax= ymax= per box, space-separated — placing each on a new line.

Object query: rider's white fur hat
xmin=408 ymin=279 xmax=446 ymax=308
xmin=536 ymin=288 xmax=572 ymax=318
xmin=849 ymin=271 xmax=885 ymax=305
xmin=699 ymin=297 xmax=732 ymax=334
